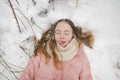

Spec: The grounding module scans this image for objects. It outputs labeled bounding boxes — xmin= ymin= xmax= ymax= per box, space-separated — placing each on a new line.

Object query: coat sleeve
xmin=79 ymin=47 xmax=93 ymax=80
xmin=19 ymin=57 xmax=36 ymax=80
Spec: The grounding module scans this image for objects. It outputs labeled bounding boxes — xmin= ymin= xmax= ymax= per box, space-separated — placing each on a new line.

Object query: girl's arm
xmin=19 ymin=57 xmax=36 ymax=80
xmin=79 ymin=52 xmax=92 ymax=80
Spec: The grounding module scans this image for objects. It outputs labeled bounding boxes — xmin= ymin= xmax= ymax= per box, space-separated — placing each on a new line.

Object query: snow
xmin=0 ymin=0 xmax=120 ymax=80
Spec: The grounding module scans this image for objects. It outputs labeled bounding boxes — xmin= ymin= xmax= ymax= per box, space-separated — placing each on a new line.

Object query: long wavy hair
xmin=34 ymin=19 xmax=94 ymax=69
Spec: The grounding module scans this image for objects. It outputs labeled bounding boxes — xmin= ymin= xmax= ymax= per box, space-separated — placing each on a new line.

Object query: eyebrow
xmin=55 ymin=30 xmax=60 ymax=32
xmin=64 ymin=30 xmax=70 ymax=32
xmin=55 ymin=29 xmax=70 ymax=32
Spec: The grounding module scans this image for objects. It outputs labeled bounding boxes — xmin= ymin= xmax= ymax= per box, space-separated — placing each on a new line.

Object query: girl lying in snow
xmin=19 ymin=19 xmax=94 ymax=80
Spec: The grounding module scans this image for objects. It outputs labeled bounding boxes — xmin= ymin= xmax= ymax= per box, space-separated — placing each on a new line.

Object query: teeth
xmin=61 ymin=41 xmax=65 ymax=43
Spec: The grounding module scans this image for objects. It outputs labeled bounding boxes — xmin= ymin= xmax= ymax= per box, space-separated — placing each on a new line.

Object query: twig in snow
xmin=19 ymin=46 xmax=31 ymax=58
xmin=76 ymin=0 xmax=79 ymax=8
xmin=0 ymin=56 xmax=18 ymax=80
xmin=32 ymin=0 xmax=36 ymax=5
xmin=0 ymin=71 xmax=9 ymax=80
xmin=15 ymin=0 xmax=19 ymax=5
xmin=117 ymin=62 xmax=120 ymax=69
xmin=8 ymin=0 xmax=21 ymax=33
xmin=48 ymin=0 xmax=55 ymax=11
xmin=7 ymin=62 xmax=24 ymax=69
xmin=38 ymin=9 xmax=48 ymax=17
xmin=116 ymin=73 xmax=120 ymax=79
xmin=16 ymin=15 xmax=28 ymax=31
xmin=31 ymin=18 xmax=44 ymax=32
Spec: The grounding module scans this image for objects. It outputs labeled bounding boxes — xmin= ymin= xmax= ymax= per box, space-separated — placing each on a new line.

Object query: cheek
xmin=54 ymin=35 xmax=59 ymax=42
xmin=66 ymin=36 xmax=73 ymax=43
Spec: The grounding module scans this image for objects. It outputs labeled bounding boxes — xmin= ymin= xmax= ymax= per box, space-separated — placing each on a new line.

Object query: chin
xmin=60 ymin=44 xmax=67 ymax=47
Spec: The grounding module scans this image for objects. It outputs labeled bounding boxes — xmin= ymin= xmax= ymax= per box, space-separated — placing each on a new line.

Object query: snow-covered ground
xmin=0 ymin=0 xmax=120 ymax=80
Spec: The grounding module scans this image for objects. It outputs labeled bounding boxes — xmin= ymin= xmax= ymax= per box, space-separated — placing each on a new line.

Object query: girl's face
xmin=54 ymin=21 xmax=73 ymax=47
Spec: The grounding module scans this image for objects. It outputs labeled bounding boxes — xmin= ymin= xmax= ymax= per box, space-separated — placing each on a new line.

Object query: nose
xmin=60 ymin=34 xmax=65 ymax=39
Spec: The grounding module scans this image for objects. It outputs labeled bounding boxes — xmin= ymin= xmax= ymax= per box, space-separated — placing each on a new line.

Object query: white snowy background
xmin=0 ymin=0 xmax=120 ymax=80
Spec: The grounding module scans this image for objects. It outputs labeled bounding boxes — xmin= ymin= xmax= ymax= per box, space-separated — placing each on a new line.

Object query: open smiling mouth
xmin=59 ymin=41 xmax=65 ymax=44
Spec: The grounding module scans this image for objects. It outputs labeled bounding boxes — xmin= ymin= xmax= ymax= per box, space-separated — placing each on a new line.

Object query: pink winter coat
xmin=19 ymin=46 xmax=92 ymax=80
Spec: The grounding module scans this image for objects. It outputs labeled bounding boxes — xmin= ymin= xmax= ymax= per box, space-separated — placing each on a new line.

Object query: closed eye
xmin=65 ymin=32 xmax=69 ymax=35
xmin=55 ymin=31 xmax=60 ymax=34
